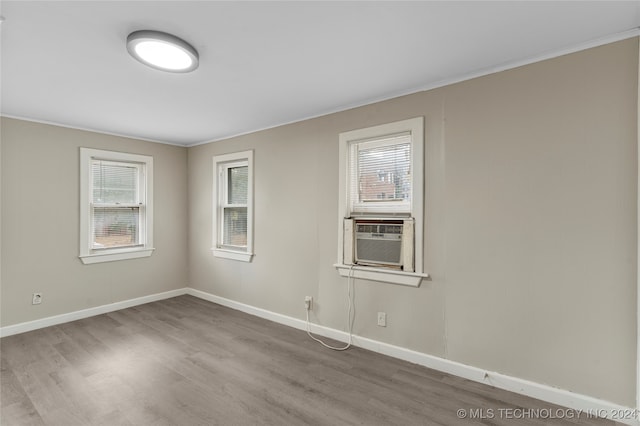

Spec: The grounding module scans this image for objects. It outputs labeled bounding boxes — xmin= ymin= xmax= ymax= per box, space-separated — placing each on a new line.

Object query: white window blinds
xmin=348 ymin=133 xmax=412 ymax=214
xmin=91 ymin=160 xmax=144 ymax=249
xmin=92 ymin=161 xmax=139 ymax=204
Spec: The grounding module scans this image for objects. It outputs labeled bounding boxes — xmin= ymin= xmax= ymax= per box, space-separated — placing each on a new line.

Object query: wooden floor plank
xmin=1 ymin=295 xmax=620 ymax=425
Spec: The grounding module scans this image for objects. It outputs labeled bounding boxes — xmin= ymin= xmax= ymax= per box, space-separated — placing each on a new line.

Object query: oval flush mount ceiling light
xmin=127 ymin=30 xmax=199 ymax=73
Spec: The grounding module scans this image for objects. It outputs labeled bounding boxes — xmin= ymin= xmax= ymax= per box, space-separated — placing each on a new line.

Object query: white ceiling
xmin=1 ymin=1 xmax=639 ymax=146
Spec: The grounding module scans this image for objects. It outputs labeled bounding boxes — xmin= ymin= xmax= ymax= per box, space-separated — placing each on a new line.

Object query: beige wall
xmin=1 ymin=118 xmax=188 ymax=326
xmin=188 ymin=38 xmax=638 ymax=406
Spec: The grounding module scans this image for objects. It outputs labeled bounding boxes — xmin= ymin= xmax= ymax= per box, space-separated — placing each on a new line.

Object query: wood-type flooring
xmin=1 ymin=295 xmax=621 ymax=425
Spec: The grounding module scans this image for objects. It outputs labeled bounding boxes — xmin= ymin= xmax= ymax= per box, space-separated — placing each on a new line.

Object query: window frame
xmin=79 ymin=148 xmax=154 ymax=264
xmin=337 ymin=117 xmax=427 ymax=286
xmin=212 ymin=150 xmax=254 ymax=262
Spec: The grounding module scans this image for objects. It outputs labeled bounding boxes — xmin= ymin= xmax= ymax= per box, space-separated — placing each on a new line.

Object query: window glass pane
xmin=93 ymin=207 xmax=139 ymax=248
xmin=228 ymin=166 xmax=248 ymax=205
xmin=223 ymin=207 xmax=247 ymax=247
xmin=357 ymin=141 xmax=411 ymax=203
xmin=92 ymin=161 xmax=138 ymax=204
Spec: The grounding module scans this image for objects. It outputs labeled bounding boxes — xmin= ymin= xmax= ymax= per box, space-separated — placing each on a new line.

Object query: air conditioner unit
xmin=343 ymin=218 xmax=414 ymax=272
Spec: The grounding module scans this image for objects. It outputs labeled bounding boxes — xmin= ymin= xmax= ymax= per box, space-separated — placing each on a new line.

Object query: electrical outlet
xmin=32 ymin=293 xmax=42 ymax=305
xmin=377 ymin=311 xmax=386 ymax=327
xmin=304 ymin=296 xmax=313 ymax=311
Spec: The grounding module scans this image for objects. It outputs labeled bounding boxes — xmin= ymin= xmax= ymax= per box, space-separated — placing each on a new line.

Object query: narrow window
xmin=212 ymin=150 xmax=254 ymax=262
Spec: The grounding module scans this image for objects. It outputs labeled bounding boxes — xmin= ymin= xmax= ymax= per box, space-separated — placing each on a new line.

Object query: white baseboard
xmin=2 ymin=287 xmax=636 ymax=425
xmin=186 ymin=288 xmax=639 ymax=426
xmin=0 ymin=288 xmax=188 ymax=338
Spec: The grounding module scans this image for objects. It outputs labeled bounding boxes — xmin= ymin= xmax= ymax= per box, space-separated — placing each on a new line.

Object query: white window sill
xmin=80 ymin=247 xmax=155 ymax=264
xmin=334 ymin=264 xmax=429 ymax=287
xmin=212 ymin=248 xmax=254 ymax=262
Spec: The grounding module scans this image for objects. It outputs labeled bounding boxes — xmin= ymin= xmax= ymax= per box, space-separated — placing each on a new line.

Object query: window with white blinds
xmin=221 ymin=163 xmax=248 ymax=248
xmin=79 ymin=148 xmax=154 ymax=264
xmin=212 ymin=150 xmax=254 ymax=262
xmin=348 ymin=133 xmax=412 ymax=214
xmin=91 ymin=160 xmax=143 ymax=249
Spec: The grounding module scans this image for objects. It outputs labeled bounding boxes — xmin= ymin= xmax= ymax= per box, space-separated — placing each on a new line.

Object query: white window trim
xmin=79 ymin=148 xmax=154 ymax=265
xmin=337 ymin=117 xmax=428 ymax=286
xmin=212 ymin=150 xmax=254 ymax=262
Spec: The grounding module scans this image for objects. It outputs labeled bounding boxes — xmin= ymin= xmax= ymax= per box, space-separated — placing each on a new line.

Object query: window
xmin=79 ymin=148 xmax=154 ymax=264
xmin=337 ymin=117 xmax=427 ymax=286
xmin=212 ymin=150 xmax=254 ymax=262
xmin=348 ymin=133 xmax=412 ymax=215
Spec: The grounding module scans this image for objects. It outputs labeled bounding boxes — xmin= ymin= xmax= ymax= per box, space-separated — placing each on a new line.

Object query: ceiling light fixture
xmin=126 ymin=30 xmax=199 ymax=73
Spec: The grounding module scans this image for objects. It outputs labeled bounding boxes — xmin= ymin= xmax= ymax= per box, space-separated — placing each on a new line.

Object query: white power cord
xmin=306 ymin=266 xmax=354 ymax=351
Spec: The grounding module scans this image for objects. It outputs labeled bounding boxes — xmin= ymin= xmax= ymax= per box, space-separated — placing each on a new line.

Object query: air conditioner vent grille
xmin=356 ymin=238 xmax=402 ymax=265
xmin=356 ymin=223 xmax=403 ymax=234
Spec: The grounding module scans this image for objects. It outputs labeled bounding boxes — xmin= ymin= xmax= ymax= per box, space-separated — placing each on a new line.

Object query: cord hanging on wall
xmin=305 ymin=267 xmax=355 ymax=351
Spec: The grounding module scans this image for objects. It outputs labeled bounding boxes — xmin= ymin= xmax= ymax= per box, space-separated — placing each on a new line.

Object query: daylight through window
xmin=349 ymin=134 xmax=412 ymax=214
xmin=91 ymin=160 xmax=142 ymax=249
xmin=212 ymin=150 xmax=254 ymax=262
xmin=79 ymin=148 xmax=154 ymax=264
